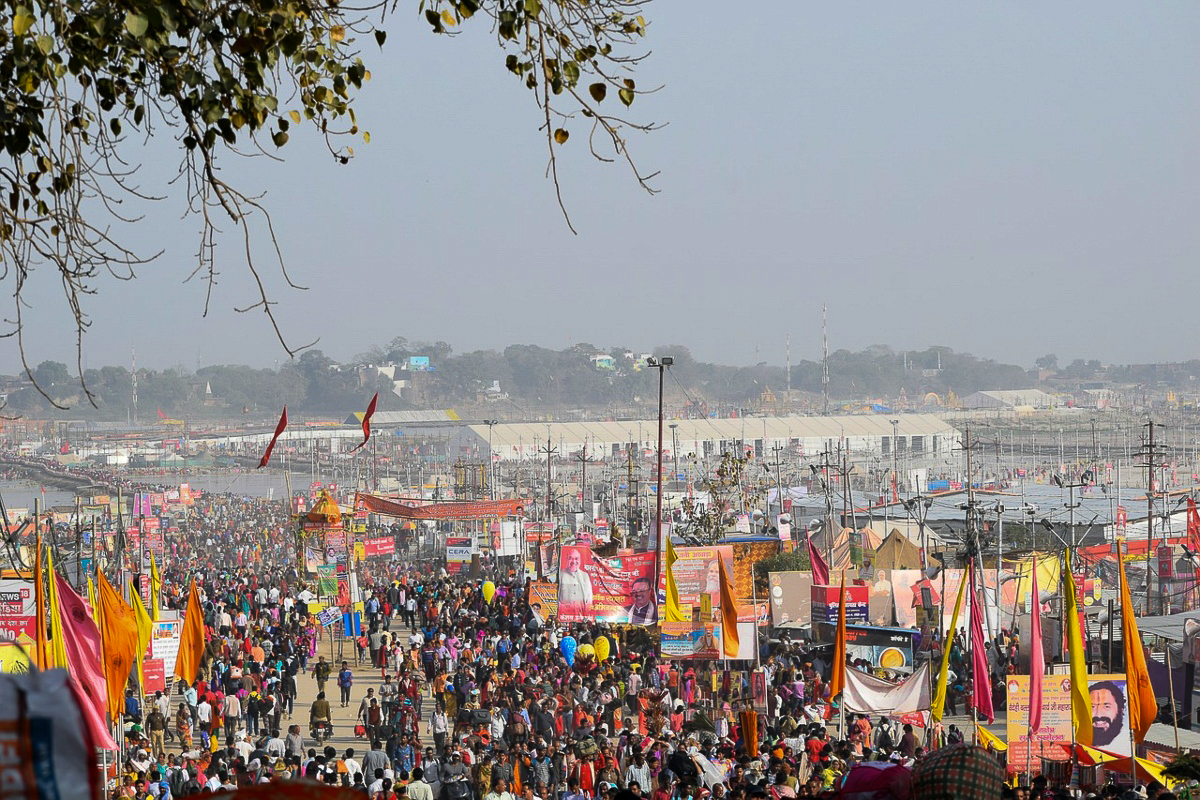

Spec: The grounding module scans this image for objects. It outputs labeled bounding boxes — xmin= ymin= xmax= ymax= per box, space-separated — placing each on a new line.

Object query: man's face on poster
xmin=1090 ymin=684 xmax=1124 ymax=747
xmin=564 ymin=550 xmax=582 ymax=573
xmin=631 ymin=580 xmax=654 ymax=608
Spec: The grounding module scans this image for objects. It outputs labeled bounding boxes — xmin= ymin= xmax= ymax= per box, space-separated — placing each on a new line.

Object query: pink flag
xmin=1029 ymin=554 xmax=1043 ymax=733
xmin=807 ymin=532 xmax=830 ymax=586
xmin=55 ymin=573 xmax=118 ymax=750
xmin=969 ymin=562 xmax=995 ymax=723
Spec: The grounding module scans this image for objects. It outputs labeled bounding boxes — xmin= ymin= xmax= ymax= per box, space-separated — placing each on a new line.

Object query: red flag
xmin=257 ymin=407 xmax=288 ymax=468
xmin=1029 ymin=554 xmax=1043 ymax=734
xmin=1187 ymin=497 xmax=1200 ymax=553
xmin=807 ymin=531 xmax=830 ymax=586
xmin=969 ymin=562 xmax=995 ymax=723
xmin=156 ymin=409 xmax=166 ymax=420
xmin=351 ymin=393 xmax=379 ymax=452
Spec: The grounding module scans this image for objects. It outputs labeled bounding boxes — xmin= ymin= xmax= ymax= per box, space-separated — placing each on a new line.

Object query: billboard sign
xmin=1005 ymin=673 xmax=1132 ymax=773
xmin=557 ymin=547 xmax=655 ymax=625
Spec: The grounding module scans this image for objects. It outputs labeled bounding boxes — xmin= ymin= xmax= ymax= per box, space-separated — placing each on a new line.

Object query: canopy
xmin=355 ymin=492 xmax=525 ymax=520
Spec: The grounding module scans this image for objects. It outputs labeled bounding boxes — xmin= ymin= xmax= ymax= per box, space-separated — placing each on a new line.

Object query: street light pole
xmin=484 ymin=420 xmax=498 ymax=500
xmin=889 ymin=418 xmax=900 ymax=499
xmin=648 ymin=356 xmax=674 ymax=584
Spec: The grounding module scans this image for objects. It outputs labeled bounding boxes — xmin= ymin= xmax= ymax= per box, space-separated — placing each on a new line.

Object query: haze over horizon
xmin=4 ymin=2 xmax=1197 ymax=376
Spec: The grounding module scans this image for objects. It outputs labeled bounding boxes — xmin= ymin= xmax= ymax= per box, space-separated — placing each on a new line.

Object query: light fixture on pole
xmin=647 ymin=356 xmax=673 ymax=583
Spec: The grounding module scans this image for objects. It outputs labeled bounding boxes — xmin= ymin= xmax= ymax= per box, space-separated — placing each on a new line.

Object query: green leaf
xmin=124 ymin=12 xmax=149 ymax=37
xmin=618 ymin=87 xmax=634 ymax=107
xmin=35 ymin=34 xmax=53 ymax=54
xmin=13 ymin=8 xmax=34 ymax=35
xmin=525 ymin=0 xmax=540 ymax=18
xmin=272 ymin=131 xmax=289 ymax=147
xmin=589 ymin=83 xmax=606 ymax=103
xmin=553 ymin=128 xmax=568 ymax=144
xmin=425 ymin=9 xmax=444 ymax=32
xmin=374 ymin=30 xmax=386 ymax=47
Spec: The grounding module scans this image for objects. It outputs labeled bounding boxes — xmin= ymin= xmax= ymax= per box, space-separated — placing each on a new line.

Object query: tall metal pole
xmin=1147 ymin=420 xmax=1156 ymax=612
xmin=649 ymin=357 xmax=672 ymax=583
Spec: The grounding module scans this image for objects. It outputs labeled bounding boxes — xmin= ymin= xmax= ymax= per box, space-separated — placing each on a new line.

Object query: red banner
xmin=355 ymin=493 xmax=525 ymax=520
xmin=143 ymin=658 xmax=166 ymax=693
xmin=364 ymin=537 xmax=395 ymax=558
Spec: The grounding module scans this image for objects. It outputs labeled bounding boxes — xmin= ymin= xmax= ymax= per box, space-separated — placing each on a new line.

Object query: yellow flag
xmin=130 ymin=578 xmax=153 ymax=689
xmin=718 ymin=555 xmax=740 ymax=658
xmin=975 ymin=724 xmax=1008 ymax=751
xmin=1063 ymin=548 xmax=1092 ymax=746
xmin=664 ymin=539 xmax=686 ymax=623
xmin=149 ymin=552 xmax=162 ymax=622
xmin=1119 ymin=544 xmax=1156 ymax=742
xmin=98 ymin=572 xmax=139 ymax=718
xmin=45 ymin=549 xmax=69 ymax=669
xmin=87 ymin=576 xmax=97 ymax=616
xmin=33 ymin=544 xmax=47 ymax=670
xmin=932 ymin=573 xmax=968 ymax=722
xmin=830 ymin=571 xmax=847 ymax=699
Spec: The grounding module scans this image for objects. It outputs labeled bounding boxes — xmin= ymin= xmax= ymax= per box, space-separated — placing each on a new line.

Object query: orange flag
xmin=718 ymin=555 xmax=740 ymax=658
xmin=174 ymin=577 xmax=206 ymax=686
xmin=1119 ymin=545 xmax=1157 ymax=742
xmin=97 ymin=572 xmax=139 ymax=718
xmin=829 ymin=571 xmax=847 ymax=699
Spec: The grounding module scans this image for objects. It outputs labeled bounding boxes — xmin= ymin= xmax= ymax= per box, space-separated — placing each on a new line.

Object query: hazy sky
xmin=6 ymin=2 xmax=1199 ymax=375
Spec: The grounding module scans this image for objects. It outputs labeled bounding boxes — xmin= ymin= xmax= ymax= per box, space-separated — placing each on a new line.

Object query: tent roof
xmin=874 ymin=529 xmax=923 ymax=570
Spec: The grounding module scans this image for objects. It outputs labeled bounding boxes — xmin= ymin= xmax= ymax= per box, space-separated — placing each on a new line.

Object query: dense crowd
xmin=95 ymin=492 xmax=1173 ymax=800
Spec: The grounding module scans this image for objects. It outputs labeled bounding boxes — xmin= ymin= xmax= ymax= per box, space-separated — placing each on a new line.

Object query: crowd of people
xmin=96 ymin=490 xmax=1176 ymax=800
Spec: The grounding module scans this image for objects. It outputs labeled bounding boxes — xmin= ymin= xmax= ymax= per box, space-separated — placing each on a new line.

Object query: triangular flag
xmin=34 ymin=543 xmax=47 ymax=670
xmin=257 ymin=407 xmax=288 ymax=468
xmin=829 ymin=571 xmax=847 ymax=699
xmin=1030 ymin=554 xmax=1044 ymax=734
xmin=174 ymin=578 xmax=206 ymax=685
xmin=130 ymin=578 xmax=153 ymax=690
xmin=1119 ymin=542 xmax=1157 ymax=742
xmin=969 ymin=562 xmax=994 ymax=723
xmin=807 ymin=530 xmax=830 ymax=586
xmin=664 ymin=539 xmax=686 ymax=623
xmin=54 ymin=572 xmax=117 ymax=750
xmin=1064 ymin=548 xmax=1092 ymax=746
xmin=351 ymin=393 xmax=379 ymax=452
xmin=45 ymin=548 xmax=69 ymax=669
xmin=718 ymin=555 xmax=740 ymax=658
xmin=149 ymin=552 xmax=162 ymax=622
xmin=97 ymin=571 xmax=139 ymax=718
xmin=932 ymin=573 xmax=967 ymax=722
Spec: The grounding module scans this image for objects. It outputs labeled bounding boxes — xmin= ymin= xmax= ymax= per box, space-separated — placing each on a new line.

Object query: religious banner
xmin=1005 ymin=673 xmax=1132 ymax=774
xmin=657 ymin=546 xmax=734 ymax=608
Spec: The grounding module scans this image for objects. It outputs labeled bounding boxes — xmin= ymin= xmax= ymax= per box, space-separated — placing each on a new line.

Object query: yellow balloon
xmin=577 ymin=643 xmax=595 ymax=658
xmin=594 ymin=636 xmax=610 ymax=662
xmin=483 ymin=581 xmax=496 ymax=604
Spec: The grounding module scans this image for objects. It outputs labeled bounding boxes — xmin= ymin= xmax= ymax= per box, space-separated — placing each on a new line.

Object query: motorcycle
xmin=310 ymin=720 xmax=333 ymax=744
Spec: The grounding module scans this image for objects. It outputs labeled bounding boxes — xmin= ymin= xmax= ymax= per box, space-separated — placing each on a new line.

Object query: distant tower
xmin=822 ymin=304 xmax=829 ymax=415
xmin=786 ymin=333 xmax=791 ymax=396
xmin=131 ymin=346 xmax=138 ymax=425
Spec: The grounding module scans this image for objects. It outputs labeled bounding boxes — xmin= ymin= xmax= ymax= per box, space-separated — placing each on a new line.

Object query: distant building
xmin=959 ymin=389 xmax=1054 ymax=409
xmin=591 ymin=354 xmax=616 ymax=371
